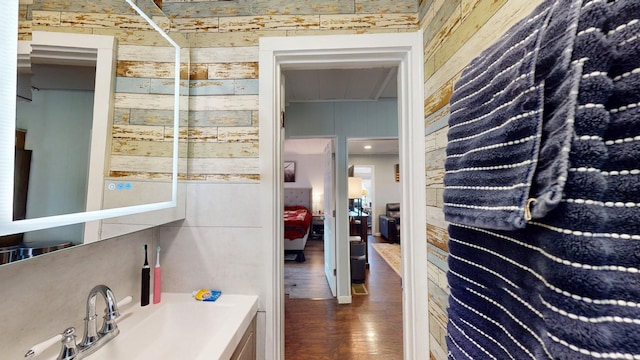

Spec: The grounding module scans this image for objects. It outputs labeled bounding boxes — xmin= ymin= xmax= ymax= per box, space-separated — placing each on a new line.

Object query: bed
xmin=284 ymin=188 xmax=313 ymax=262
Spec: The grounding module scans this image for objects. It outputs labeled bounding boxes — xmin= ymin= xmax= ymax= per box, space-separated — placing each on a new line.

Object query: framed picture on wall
xmin=284 ymin=161 xmax=296 ymax=182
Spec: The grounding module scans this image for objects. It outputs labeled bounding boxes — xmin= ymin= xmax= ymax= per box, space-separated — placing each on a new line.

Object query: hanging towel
xmin=446 ymin=0 xmax=640 ymax=359
xmin=443 ymin=0 xmax=583 ymax=230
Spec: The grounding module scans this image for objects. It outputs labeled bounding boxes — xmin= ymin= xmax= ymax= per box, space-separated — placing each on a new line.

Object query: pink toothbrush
xmin=153 ymin=246 xmax=162 ymax=304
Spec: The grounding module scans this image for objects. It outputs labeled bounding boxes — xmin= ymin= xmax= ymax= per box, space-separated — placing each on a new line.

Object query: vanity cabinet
xmin=230 ymin=315 xmax=256 ymax=360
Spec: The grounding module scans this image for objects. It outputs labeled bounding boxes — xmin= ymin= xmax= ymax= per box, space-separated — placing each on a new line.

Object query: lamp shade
xmin=348 ymin=177 xmax=363 ymax=199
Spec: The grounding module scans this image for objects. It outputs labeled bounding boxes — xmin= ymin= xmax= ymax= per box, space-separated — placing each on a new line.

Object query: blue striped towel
xmin=446 ymin=0 xmax=640 ymax=358
xmin=443 ymin=0 xmax=582 ymax=230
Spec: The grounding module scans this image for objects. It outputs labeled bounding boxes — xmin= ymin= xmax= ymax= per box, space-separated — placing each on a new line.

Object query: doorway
xmin=353 ymin=164 xmax=373 ymax=234
xmin=259 ymin=32 xmax=428 ymax=359
xmin=348 ymin=138 xmax=400 ymax=237
xmin=283 ymin=137 xmax=335 ymax=299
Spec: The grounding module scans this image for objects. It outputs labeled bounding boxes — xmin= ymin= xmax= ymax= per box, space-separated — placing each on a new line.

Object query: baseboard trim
xmin=338 ymin=295 xmax=352 ymax=304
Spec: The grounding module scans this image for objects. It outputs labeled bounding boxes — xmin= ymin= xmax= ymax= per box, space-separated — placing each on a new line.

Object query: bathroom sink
xmin=85 ymin=293 xmax=258 ymax=360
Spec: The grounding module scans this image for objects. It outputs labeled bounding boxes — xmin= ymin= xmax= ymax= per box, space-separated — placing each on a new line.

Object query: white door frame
xmin=259 ymin=32 xmax=428 ymax=360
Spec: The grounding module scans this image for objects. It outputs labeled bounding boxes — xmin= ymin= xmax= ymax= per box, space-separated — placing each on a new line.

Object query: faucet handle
xmin=24 ymin=327 xmax=77 ymax=359
xmin=102 ymin=295 xmax=132 ymax=322
xmin=99 ymin=295 xmax=132 ymax=336
xmin=24 ymin=332 xmax=63 ymax=358
xmin=117 ymin=295 xmax=133 ymax=309
xmin=58 ymin=328 xmax=79 ymax=360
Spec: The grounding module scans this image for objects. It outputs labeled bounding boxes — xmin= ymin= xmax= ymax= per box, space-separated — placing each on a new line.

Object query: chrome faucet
xmin=25 ymin=285 xmax=128 ymax=360
xmin=78 ymin=284 xmax=121 ymax=354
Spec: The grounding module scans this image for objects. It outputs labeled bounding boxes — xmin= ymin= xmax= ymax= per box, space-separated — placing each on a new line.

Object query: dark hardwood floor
xmin=284 ymin=235 xmax=403 ymax=359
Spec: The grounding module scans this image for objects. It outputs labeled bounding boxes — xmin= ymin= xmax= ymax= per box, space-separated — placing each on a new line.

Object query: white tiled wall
xmin=158 ymin=182 xmax=268 ymax=359
xmin=157 ymin=183 xmax=267 ymax=296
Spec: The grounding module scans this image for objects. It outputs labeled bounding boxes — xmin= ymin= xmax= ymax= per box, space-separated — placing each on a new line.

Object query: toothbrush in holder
xmin=153 ymin=246 xmax=162 ymax=304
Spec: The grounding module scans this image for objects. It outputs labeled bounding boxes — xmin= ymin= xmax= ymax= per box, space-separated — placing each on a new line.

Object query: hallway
xmin=284 ymin=235 xmax=403 ymax=359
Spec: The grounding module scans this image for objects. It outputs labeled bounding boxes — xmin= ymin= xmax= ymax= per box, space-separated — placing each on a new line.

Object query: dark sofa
xmin=379 ymin=203 xmax=400 ymax=243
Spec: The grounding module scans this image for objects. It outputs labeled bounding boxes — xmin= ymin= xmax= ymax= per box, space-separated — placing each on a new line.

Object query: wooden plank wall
xmin=163 ymin=0 xmax=418 ymax=181
xmin=419 ymin=0 xmax=543 ymax=358
xmin=19 ymin=0 xmax=187 ymax=181
xmin=18 ymin=0 xmax=415 ymax=182
xmin=17 ymin=0 xmax=31 ymax=40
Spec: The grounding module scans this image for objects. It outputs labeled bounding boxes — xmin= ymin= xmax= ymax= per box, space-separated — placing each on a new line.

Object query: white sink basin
xmin=85 ymin=293 xmax=258 ymax=360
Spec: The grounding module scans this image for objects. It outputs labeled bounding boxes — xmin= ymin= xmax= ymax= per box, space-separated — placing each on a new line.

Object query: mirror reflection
xmin=14 ymin=40 xmax=101 ymax=244
xmin=0 ymin=0 xmax=188 ymax=264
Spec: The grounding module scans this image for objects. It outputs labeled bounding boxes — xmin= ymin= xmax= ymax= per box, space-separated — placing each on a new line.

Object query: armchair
xmin=379 ymin=203 xmax=400 ymax=243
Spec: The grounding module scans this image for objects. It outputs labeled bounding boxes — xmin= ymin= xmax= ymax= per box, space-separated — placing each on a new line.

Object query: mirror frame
xmin=0 ymin=0 xmax=181 ymax=237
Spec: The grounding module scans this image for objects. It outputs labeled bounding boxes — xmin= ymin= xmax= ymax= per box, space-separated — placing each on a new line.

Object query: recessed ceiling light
xmin=364 ymin=145 xmax=372 ymax=150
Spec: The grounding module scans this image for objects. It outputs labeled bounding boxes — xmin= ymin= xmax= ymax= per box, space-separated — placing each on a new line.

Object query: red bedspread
xmin=284 ymin=206 xmax=311 ymax=240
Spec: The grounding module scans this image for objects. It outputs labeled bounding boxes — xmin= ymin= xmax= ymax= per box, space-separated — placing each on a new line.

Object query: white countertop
xmin=47 ymin=293 xmax=259 ymax=360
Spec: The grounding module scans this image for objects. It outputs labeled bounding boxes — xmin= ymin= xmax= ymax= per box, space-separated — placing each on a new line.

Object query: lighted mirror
xmin=0 ymin=0 xmax=188 ymax=263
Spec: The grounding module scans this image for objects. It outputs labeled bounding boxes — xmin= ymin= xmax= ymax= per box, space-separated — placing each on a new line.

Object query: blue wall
xmin=16 ymin=89 xmax=94 ymax=243
xmin=284 ymin=99 xmax=398 ymax=138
